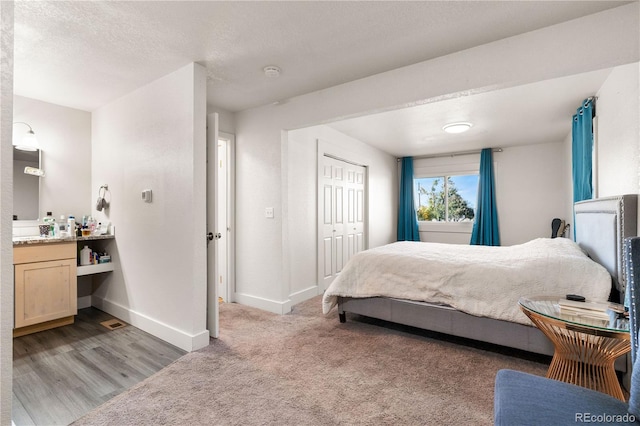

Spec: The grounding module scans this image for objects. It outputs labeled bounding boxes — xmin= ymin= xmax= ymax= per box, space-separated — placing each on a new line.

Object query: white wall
xmin=560 ymin=62 xmax=640 ymax=228
xmin=207 ymin=105 xmax=235 ymax=135
xmin=233 ymin=110 xmax=398 ymax=314
xmin=496 ymin=143 xmax=572 ymax=246
xmin=286 ymin=125 xmax=397 ymax=305
xmin=0 ymin=3 xmax=14 ymax=423
xmin=594 ymin=62 xmax=639 ymax=198
xmin=91 ymin=63 xmax=208 ymax=352
xmin=13 ymin=96 xmax=91 ymax=224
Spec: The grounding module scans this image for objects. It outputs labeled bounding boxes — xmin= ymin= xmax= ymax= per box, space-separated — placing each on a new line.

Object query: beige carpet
xmin=73 ymin=296 xmax=547 ymax=425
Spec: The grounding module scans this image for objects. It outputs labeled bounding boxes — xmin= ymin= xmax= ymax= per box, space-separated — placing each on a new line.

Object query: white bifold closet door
xmin=320 ymin=156 xmax=366 ymax=291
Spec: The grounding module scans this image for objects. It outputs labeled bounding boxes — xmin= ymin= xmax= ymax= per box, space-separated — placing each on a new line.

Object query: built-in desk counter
xmin=14 ymin=234 xmax=115 ymax=276
xmin=12 ymin=234 xmax=115 ymax=336
xmin=74 ymin=235 xmax=115 ymax=276
xmin=13 ymin=233 xmax=115 ymax=245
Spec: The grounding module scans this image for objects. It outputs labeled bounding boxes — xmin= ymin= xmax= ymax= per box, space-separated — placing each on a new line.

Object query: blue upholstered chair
xmin=494 ymin=237 xmax=640 ymax=425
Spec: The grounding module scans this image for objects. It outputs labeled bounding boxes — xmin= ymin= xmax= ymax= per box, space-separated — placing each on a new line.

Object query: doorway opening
xmin=216 ymin=132 xmax=235 ymax=304
xmin=206 ymin=111 xmax=235 ymax=339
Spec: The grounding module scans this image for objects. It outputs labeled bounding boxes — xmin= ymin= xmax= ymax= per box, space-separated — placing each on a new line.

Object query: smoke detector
xmin=263 ymin=66 xmax=281 ymax=78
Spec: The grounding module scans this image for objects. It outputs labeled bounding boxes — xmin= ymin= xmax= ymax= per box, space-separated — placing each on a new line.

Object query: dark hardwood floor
xmin=12 ymin=308 xmax=186 ymax=425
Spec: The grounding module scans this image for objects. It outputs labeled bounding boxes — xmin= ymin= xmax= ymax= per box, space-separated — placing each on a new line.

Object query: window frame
xmin=413 ymin=162 xmax=479 ymax=233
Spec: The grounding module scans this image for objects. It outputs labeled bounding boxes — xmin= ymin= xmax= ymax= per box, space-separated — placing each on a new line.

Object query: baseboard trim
xmin=77 ymin=295 xmax=92 ymax=310
xmin=234 ymin=293 xmax=291 ymax=314
xmin=289 ymin=286 xmax=318 ymax=306
xmin=91 ymin=296 xmax=209 ymax=352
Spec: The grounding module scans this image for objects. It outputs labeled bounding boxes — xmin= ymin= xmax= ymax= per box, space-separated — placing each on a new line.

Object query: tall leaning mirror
xmin=13 ymin=122 xmax=42 ymax=221
xmin=13 ymin=148 xmax=41 ymax=220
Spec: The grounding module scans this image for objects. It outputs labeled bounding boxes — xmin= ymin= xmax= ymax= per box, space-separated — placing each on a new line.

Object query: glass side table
xmin=519 ymin=296 xmax=630 ymax=401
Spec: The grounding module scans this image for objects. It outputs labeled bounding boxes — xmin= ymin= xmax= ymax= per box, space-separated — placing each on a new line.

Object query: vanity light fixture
xmin=13 ymin=122 xmax=39 ymax=151
xmin=442 ymin=122 xmax=473 ymax=134
xmin=24 ymin=166 xmax=45 ymax=177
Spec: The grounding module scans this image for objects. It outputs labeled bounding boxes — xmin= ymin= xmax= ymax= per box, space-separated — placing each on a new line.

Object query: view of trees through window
xmin=414 ymin=174 xmax=479 ymax=222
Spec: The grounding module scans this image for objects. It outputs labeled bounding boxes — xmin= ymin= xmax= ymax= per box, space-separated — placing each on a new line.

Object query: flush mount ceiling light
xmin=442 ymin=122 xmax=473 ymax=134
xmin=263 ymin=65 xmax=281 ymax=78
xmin=13 ymin=122 xmax=39 ymax=151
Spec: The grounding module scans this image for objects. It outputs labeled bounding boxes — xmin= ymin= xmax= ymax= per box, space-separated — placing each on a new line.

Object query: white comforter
xmin=322 ymin=238 xmax=612 ymax=325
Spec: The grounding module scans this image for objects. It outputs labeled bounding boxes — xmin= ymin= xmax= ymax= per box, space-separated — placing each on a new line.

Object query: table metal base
xmin=522 ymin=308 xmax=630 ymax=401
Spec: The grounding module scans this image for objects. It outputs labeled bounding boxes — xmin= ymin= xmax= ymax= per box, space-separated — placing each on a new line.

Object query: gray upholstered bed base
xmin=338 ymin=296 xmax=555 ymax=354
xmin=337 ymin=195 xmax=638 ymax=374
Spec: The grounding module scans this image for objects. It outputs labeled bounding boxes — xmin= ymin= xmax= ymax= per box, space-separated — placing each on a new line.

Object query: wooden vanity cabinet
xmin=13 ymin=242 xmax=77 ymax=337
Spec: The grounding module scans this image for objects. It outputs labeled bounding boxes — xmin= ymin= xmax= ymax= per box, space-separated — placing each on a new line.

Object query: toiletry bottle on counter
xmin=89 ymin=217 xmax=97 ymax=235
xmin=80 ymin=245 xmax=91 ymax=266
xmin=68 ymin=216 xmax=76 ymax=238
xmin=50 ymin=218 xmax=57 ymax=237
xmin=43 ymin=212 xmax=56 ymax=237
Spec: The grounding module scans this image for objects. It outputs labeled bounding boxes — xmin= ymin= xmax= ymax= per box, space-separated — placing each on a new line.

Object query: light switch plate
xmin=265 ymin=207 xmax=274 ymax=218
xmin=142 ymin=189 xmax=152 ymax=203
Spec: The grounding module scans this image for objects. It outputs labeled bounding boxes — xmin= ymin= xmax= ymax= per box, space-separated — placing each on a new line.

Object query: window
xmin=414 ymin=174 xmax=479 ymax=222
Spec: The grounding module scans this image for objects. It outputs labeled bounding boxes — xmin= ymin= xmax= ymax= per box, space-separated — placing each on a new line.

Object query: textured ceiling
xmin=13 ymin=1 xmax=637 ymax=157
xmin=327 ymin=69 xmax=614 ymax=157
xmin=14 ymin=1 xmax=631 ymax=113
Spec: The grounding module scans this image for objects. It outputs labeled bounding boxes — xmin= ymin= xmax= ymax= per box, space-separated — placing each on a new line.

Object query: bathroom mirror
xmin=13 ymin=147 xmax=41 ymax=220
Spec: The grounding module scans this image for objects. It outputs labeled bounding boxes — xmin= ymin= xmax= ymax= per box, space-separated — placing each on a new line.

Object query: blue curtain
xmin=572 ymin=98 xmax=595 ymax=204
xmin=397 ymin=157 xmax=420 ymax=241
xmin=470 ymin=148 xmax=500 ymax=246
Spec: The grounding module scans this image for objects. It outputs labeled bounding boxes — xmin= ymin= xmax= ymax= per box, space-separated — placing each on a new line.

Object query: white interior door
xmin=206 ymin=113 xmax=220 ymax=338
xmin=216 ymin=132 xmax=235 ymax=303
xmin=319 ymin=156 xmax=366 ymax=291
xmin=345 ymin=165 xmax=366 ymax=261
xmin=217 ymin=139 xmax=228 ymax=302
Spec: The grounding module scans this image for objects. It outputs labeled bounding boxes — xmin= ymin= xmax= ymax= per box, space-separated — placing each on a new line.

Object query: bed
xmin=323 ymin=195 xmax=638 ymax=364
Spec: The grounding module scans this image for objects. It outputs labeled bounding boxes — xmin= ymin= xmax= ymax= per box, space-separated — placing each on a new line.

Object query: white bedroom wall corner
xmin=0 ymin=2 xmax=13 ymax=423
xmin=563 ymin=131 xmax=574 ymax=229
xmin=91 ymin=62 xmax=209 ymax=352
xmin=594 ymin=62 xmax=640 ymax=198
xmin=592 ymin=115 xmax=599 ymax=199
xmin=206 ymin=105 xmax=236 ymax=135
xmin=280 ymin=129 xmax=293 ymax=308
xmin=190 ymin=62 xmax=208 ymax=344
xmin=495 ymin=142 xmax=571 ymax=246
xmin=233 ymin=109 xmax=286 ymax=307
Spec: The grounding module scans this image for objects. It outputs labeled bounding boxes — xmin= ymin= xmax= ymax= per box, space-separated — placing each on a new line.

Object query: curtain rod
xmin=397 ymin=147 xmax=503 ymax=161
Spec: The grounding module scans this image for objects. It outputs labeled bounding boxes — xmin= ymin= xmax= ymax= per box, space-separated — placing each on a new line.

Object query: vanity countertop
xmin=13 ymin=234 xmax=115 ymax=246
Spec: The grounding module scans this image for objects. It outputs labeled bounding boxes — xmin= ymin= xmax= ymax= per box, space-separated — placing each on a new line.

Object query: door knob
xmin=207 ymin=232 xmax=222 ymax=242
